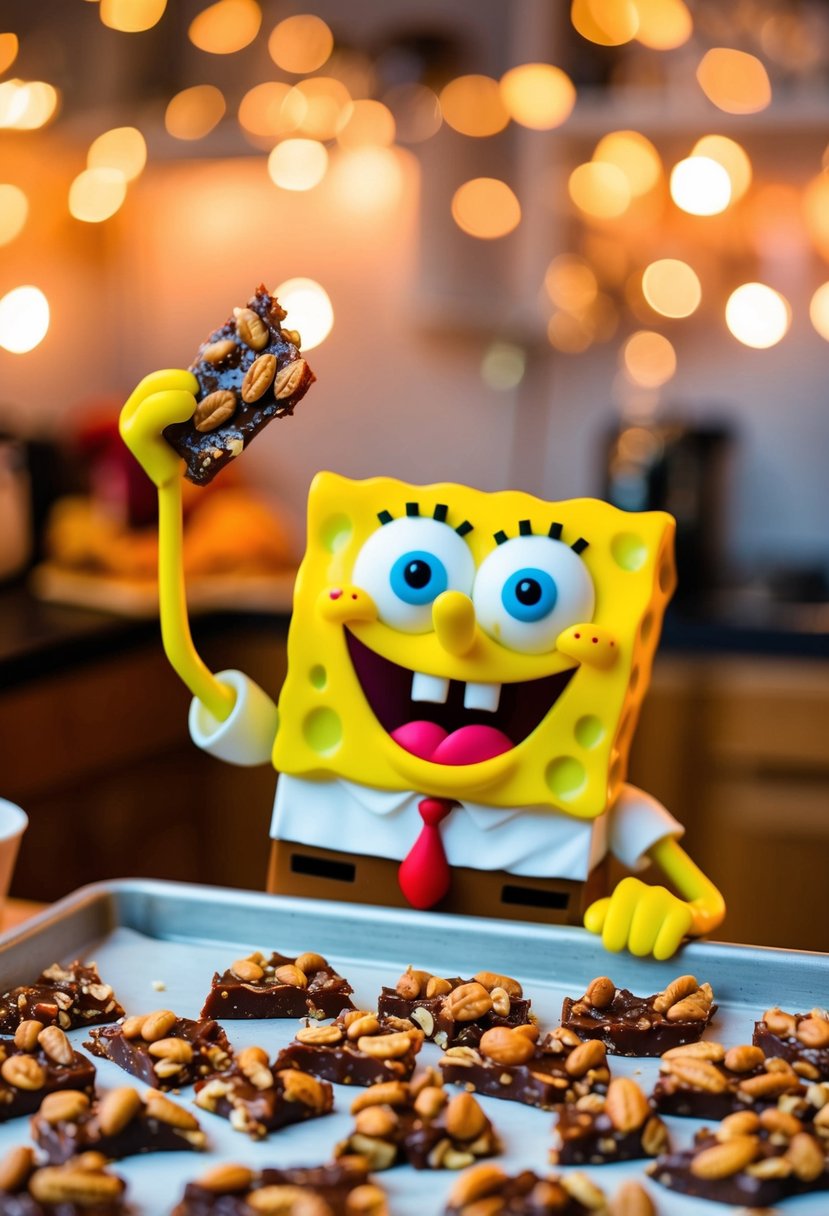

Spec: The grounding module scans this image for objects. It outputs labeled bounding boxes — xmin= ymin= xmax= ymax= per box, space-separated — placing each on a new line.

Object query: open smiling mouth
xmin=346 ymin=630 xmax=576 ymax=767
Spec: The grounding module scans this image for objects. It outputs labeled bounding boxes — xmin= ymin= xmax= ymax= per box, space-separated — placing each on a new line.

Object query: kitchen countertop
xmin=0 ymin=579 xmax=826 ymax=693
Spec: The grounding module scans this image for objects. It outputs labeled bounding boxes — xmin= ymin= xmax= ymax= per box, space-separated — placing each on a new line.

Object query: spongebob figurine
xmin=121 ymin=371 xmax=725 ymax=959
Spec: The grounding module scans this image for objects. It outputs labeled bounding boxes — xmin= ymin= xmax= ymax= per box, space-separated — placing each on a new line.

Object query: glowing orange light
xmin=725 ymin=283 xmax=790 ymax=349
xmin=383 ymin=83 xmax=442 ymax=143
xmin=290 ymin=77 xmax=351 ymax=142
xmin=268 ymin=14 xmax=333 ymax=74
xmin=803 ymin=172 xmax=829 ymax=262
xmin=68 ymin=168 xmax=127 ymax=223
xmin=634 ymin=0 xmax=692 ymax=49
xmin=451 ymin=178 xmax=521 ymax=240
xmin=330 ymin=146 xmax=404 ymax=213
xmin=642 ymin=259 xmax=701 ymax=318
xmin=99 ymin=0 xmax=167 ymax=32
xmin=548 ymin=311 xmax=593 ymax=353
xmin=809 ymin=283 xmax=829 ymax=342
xmin=238 ymin=82 xmax=300 ymax=139
xmin=691 ymin=135 xmax=751 ymax=203
xmin=670 ymin=156 xmax=731 ymax=215
xmin=0 ymin=184 xmax=28 ymax=246
xmin=623 ymin=330 xmax=676 ymax=387
xmin=87 ymin=127 xmax=147 ymax=182
xmin=267 ymin=139 xmax=327 ymax=191
xmin=569 ymin=162 xmax=631 ymax=218
xmin=165 ymin=85 xmax=226 ymax=140
xmin=188 ymin=0 xmax=261 ymax=54
xmin=499 ymin=63 xmax=575 ymax=130
xmin=440 ymin=75 xmax=509 ymax=138
xmin=272 ymin=277 xmax=333 ymax=351
xmin=593 ymin=130 xmax=661 ymax=197
xmin=696 ymin=48 xmax=771 ymax=114
xmin=0 ymin=286 xmax=49 ymax=354
xmin=571 ymin=0 xmax=639 ymax=46
xmin=544 ymin=255 xmax=598 ymax=312
xmin=0 ymin=80 xmax=60 ymax=130
xmin=336 ymin=99 xmax=395 ymax=148
xmin=0 ymin=33 xmax=19 ymax=75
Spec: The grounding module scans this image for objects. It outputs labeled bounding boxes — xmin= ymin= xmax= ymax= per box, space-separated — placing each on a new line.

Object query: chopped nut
xmin=479 ymin=1026 xmax=534 ymax=1067
xmin=296 ymin=1023 xmax=343 ymax=1046
xmin=585 ymin=976 xmax=616 ymax=1010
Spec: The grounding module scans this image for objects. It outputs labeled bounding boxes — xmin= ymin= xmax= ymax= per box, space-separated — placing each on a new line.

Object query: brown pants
xmin=267 ymin=839 xmax=608 ymax=926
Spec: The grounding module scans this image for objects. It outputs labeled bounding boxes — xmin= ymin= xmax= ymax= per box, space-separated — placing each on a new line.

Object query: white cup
xmin=0 ymin=800 xmax=28 ymax=914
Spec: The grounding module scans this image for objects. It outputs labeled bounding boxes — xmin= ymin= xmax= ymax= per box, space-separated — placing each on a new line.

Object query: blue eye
xmin=502 ymin=567 xmax=557 ymax=622
xmin=390 ymin=550 xmax=448 ymax=606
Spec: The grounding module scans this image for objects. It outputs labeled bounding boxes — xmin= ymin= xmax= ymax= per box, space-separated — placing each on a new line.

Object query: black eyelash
xmin=456 ymin=520 xmax=473 ymax=537
xmin=548 ymin=522 xmax=563 ymax=540
xmin=518 ymin=519 xmax=533 ymax=535
xmin=377 ymin=510 xmax=393 ymax=525
xmin=433 ymin=504 xmax=448 ymax=522
xmin=493 ymin=530 xmax=509 ymax=545
xmin=405 ymin=502 xmax=419 ymax=516
xmin=571 ymin=537 xmax=589 ymax=554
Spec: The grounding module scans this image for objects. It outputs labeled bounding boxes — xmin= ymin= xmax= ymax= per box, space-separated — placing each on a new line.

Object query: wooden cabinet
xmin=630 ymin=656 xmax=829 ymax=953
xmin=1 ymin=619 xmax=287 ymax=902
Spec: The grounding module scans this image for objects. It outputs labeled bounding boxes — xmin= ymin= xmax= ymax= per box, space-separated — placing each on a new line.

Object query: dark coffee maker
xmin=603 ymin=420 xmax=732 ymax=602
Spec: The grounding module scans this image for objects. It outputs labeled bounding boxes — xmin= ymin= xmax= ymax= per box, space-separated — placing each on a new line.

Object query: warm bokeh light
xmin=188 ymin=0 xmax=261 ymax=54
xmin=0 ymin=33 xmax=18 ymax=75
xmin=670 ymin=156 xmax=731 ymax=215
xmin=725 ymin=283 xmax=790 ymax=349
xmin=268 ymin=14 xmax=333 ymax=75
xmin=0 ymin=80 xmax=60 ymax=130
xmin=622 ymin=330 xmax=677 ymax=387
xmin=69 ymin=168 xmax=127 ymax=223
xmin=330 ymin=147 xmax=404 ymax=213
xmin=481 ymin=342 xmax=526 ymax=390
xmin=547 ymin=310 xmax=593 ymax=353
xmin=0 ymin=185 xmax=28 ymax=246
xmin=87 ymin=127 xmax=147 ymax=182
xmin=571 ymin=0 xmax=639 ymax=46
xmin=696 ymin=48 xmax=772 ymax=114
xmin=803 ymin=172 xmax=829 ymax=262
xmin=291 ymin=77 xmax=351 ymax=141
xmin=336 ymin=99 xmax=395 ymax=148
xmin=451 ymin=178 xmax=521 ymax=239
xmin=440 ymin=75 xmax=509 ymax=138
xmin=691 ymin=135 xmax=752 ymax=203
xmin=569 ymin=162 xmax=631 ymax=219
xmin=272 ymin=277 xmax=333 ymax=351
xmin=383 ymin=83 xmax=442 ymax=143
xmin=499 ymin=63 xmax=575 ymax=130
xmin=544 ymin=254 xmax=598 ymax=312
xmin=809 ymin=283 xmax=829 ymax=342
xmin=99 ymin=0 xmax=167 ymax=32
xmin=0 ymin=286 xmax=49 ymax=354
xmin=165 ymin=85 xmax=226 ymax=140
xmin=642 ymin=259 xmax=701 ymax=318
xmin=238 ymin=82 xmax=301 ymax=139
xmin=267 ymin=138 xmax=328 ymax=191
xmin=593 ymin=130 xmax=661 ymax=197
xmin=634 ymin=0 xmax=692 ymax=49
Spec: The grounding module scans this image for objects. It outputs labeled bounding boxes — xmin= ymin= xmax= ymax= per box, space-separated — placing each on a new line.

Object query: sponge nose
xmin=432 ymin=590 xmax=477 ymax=656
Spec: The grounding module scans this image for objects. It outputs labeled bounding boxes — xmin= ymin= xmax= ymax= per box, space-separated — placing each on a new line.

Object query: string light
xmin=670 ymin=156 xmax=731 ymax=216
xmin=272 ymin=277 xmax=333 ymax=350
xmin=87 ymin=127 xmax=147 ymax=181
xmin=188 ymin=0 xmax=261 ymax=54
xmin=68 ymin=167 xmax=127 ymax=223
xmin=571 ymin=0 xmax=639 ymax=47
xmin=622 ymin=330 xmax=677 ymax=387
xmin=0 ymin=286 xmax=49 ymax=354
xmin=499 ymin=64 xmax=575 ymax=130
xmin=642 ymin=259 xmax=701 ymax=318
xmin=329 ymin=147 xmax=404 ymax=213
xmin=165 ymin=85 xmax=226 ymax=140
xmin=268 ymin=15 xmax=333 ymax=74
xmin=0 ymin=33 xmax=19 ymax=75
xmin=99 ymin=0 xmax=167 ymax=32
xmin=451 ymin=178 xmax=521 ymax=239
xmin=481 ymin=342 xmax=526 ymax=390
xmin=569 ymin=162 xmax=631 ymax=218
xmin=634 ymin=0 xmax=692 ymax=50
xmin=691 ymin=135 xmax=752 ymax=203
xmin=0 ymin=80 xmax=59 ymax=130
xmin=725 ymin=283 xmax=790 ymax=348
xmin=440 ymin=76 xmax=509 ymax=138
xmin=337 ymin=100 xmax=395 ymax=149
xmin=696 ymin=48 xmax=772 ymax=114
xmin=593 ymin=131 xmax=661 ymax=197
xmin=267 ymin=139 xmax=328 ymax=191
xmin=809 ymin=283 xmax=829 ymax=342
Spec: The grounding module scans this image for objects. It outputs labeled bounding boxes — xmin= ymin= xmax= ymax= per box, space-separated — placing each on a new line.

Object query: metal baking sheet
xmin=1 ymin=878 xmax=827 ymax=1214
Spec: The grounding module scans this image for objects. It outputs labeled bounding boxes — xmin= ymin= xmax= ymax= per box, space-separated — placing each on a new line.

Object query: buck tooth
xmin=464 ymin=681 xmax=501 ymax=712
xmin=411 ymin=671 xmax=450 ymax=704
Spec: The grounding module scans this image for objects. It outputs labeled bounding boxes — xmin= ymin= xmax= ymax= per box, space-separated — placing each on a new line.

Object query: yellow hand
xmin=119 ymin=369 xmax=199 ymax=488
xmin=584 ymin=876 xmax=695 ymax=960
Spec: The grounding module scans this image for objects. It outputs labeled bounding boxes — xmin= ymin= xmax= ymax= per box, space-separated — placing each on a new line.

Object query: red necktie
xmin=398 ymin=797 xmax=456 ymax=909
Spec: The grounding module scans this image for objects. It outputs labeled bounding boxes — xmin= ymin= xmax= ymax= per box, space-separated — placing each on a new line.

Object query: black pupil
xmin=405 ymin=560 xmax=432 ymax=589
xmin=516 ymin=578 xmax=542 ymax=606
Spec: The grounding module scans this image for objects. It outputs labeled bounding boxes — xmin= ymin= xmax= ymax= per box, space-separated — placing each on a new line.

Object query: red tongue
xmin=391 ymin=721 xmax=513 ymax=766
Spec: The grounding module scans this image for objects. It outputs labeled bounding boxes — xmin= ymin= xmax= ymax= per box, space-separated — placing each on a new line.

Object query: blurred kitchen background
xmin=0 ymin=0 xmax=827 ymax=949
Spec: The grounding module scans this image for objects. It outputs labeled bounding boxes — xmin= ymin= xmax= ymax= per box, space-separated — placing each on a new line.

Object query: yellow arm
xmin=119 ymin=371 xmax=234 ymax=723
xmin=584 ymin=836 xmax=725 ymax=960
